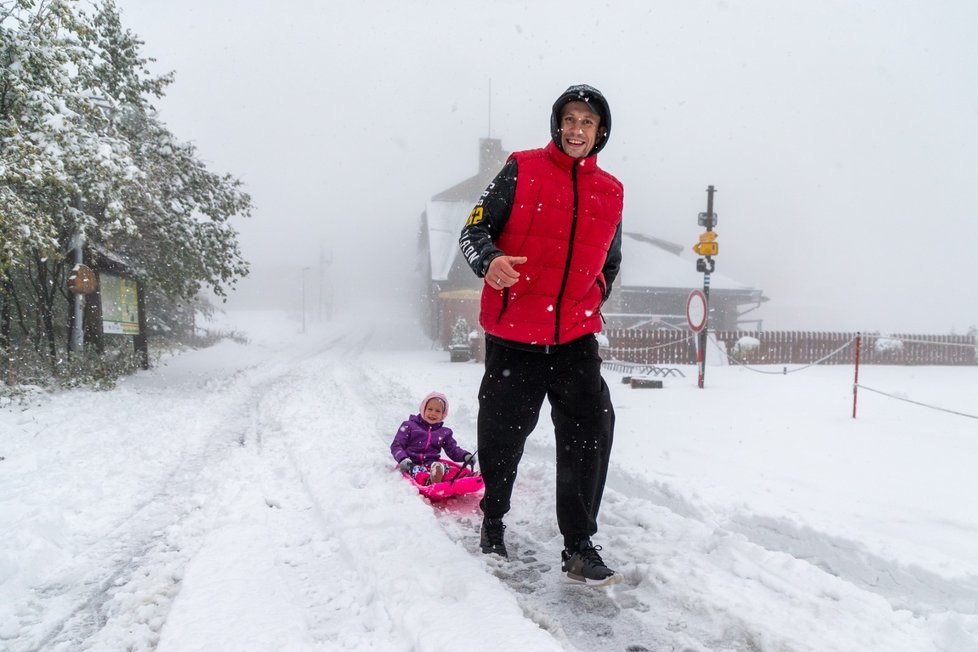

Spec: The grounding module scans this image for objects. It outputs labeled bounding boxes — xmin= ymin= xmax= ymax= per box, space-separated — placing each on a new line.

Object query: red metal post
xmin=696 ymin=336 xmax=705 ymax=389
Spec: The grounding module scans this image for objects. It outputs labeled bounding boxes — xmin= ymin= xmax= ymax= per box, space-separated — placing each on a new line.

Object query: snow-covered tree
xmin=1 ymin=0 xmax=250 ymax=379
xmin=450 ymin=316 xmax=470 ymax=347
xmin=72 ymin=0 xmax=250 ymax=302
xmin=1 ymin=0 xmax=93 ymax=358
xmin=2 ymin=2 xmax=68 ymax=264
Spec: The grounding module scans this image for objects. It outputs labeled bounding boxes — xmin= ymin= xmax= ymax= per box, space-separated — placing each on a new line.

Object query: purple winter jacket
xmin=390 ymin=414 xmax=470 ymax=466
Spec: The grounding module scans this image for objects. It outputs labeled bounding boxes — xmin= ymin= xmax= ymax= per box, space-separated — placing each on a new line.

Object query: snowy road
xmin=2 ymin=311 xmax=975 ymax=651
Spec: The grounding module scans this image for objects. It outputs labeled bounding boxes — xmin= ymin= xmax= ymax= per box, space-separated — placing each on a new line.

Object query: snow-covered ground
xmin=1 ymin=309 xmax=976 ymax=652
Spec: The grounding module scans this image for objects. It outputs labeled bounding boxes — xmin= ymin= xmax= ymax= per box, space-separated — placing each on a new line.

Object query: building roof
xmin=426 ymin=199 xmax=472 ymax=281
xmin=426 ymin=138 xmax=508 ymax=282
xmin=619 ymin=232 xmax=755 ymax=292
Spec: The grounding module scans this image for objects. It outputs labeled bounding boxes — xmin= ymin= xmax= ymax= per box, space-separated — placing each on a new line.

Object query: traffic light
xmin=692 ymin=230 xmax=718 ymax=257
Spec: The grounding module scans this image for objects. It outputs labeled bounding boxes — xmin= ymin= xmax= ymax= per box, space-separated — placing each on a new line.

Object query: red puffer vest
xmin=480 ymin=141 xmax=623 ymax=346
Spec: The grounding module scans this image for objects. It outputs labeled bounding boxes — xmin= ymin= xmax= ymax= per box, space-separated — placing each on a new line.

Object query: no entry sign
xmin=686 ymin=290 xmax=707 ymax=332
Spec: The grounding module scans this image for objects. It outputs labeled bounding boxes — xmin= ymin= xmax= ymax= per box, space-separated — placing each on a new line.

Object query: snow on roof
xmin=619 ymin=232 xmax=751 ymax=291
xmin=426 ymin=200 xmax=470 ymax=281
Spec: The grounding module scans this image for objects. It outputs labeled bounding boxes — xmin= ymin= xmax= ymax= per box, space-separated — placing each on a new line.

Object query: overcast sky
xmin=116 ymin=0 xmax=978 ymax=334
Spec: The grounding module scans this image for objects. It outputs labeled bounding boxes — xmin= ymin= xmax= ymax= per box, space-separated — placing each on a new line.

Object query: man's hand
xmin=486 ymin=256 xmax=527 ymax=290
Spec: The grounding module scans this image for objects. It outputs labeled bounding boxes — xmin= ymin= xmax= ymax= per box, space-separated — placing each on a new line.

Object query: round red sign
xmin=686 ymin=290 xmax=707 ymax=332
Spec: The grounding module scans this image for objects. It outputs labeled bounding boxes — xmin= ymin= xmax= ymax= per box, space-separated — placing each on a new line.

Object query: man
xmin=458 ymin=84 xmax=623 ymax=585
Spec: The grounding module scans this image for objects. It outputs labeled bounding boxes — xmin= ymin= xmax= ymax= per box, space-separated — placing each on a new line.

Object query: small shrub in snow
xmin=874 ymin=337 xmax=904 ymax=354
xmin=450 ymin=317 xmax=470 ymax=347
xmin=449 ymin=317 xmax=472 ymax=362
xmin=732 ymin=336 xmax=761 ymax=361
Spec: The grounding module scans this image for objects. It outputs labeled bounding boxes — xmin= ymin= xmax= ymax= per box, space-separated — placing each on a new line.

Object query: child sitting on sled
xmin=391 ymin=391 xmax=473 ymax=485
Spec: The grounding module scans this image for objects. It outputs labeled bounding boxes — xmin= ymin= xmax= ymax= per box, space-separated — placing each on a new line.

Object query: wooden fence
xmin=604 ymin=330 xmax=978 ymax=366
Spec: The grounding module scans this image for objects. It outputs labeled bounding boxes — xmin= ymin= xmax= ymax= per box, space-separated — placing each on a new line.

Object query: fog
xmin=117 ymin=0 xmax=978 ymax=334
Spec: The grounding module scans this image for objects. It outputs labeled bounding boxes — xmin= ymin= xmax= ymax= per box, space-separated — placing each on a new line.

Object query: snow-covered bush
xmin=449 ymin=317 xmax=472 ymax=362
xmin=450 ymin=317 xmax=470 ymax=347
xmin=874 ymin=337 xmax=904 ymax=355
xmin=732 ymin=336 xmax=761 ymax=361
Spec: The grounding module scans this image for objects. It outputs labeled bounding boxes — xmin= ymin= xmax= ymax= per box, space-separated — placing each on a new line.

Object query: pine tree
xmin=450 ymin=317 xmax=470 ymax=347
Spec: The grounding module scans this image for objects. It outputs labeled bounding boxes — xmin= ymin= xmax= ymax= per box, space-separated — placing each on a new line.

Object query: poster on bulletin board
xmin=100 ymin=272 xmax=140 ymax=335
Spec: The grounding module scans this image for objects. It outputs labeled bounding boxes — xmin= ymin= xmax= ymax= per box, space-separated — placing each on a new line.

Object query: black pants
xmin=477 ymin=334 xmax=614 ymax=548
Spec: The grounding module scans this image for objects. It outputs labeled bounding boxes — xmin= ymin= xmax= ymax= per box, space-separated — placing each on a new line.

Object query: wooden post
xmin=134 ymin=280 xmax=149 ymax=370
xmin=1 ymin=274 xmax=11 ymax=385
xmin=86 ymin=277 xmax=105 ymax=354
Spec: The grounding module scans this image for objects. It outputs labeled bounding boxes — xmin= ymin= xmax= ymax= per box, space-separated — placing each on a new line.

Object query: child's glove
xmin=398 ymin=458 xmax=413 ymax=474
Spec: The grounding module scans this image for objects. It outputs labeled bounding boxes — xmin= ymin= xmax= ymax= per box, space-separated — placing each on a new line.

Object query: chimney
xmin=479 ymin=138 xmax=505 ymax=173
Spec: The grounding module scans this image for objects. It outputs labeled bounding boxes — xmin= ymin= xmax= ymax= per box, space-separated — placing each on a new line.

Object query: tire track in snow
xmin=237 ymin=338 xmax=409 ymax=646
xmin=16 ymin=412 xmax=247 ymax=650
xmin=10 ymin=335 xmax=353 ymax=651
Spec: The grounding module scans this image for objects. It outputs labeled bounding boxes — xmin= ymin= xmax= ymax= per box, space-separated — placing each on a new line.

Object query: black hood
xmin=550 ymin=84 xmax=612 ymax=156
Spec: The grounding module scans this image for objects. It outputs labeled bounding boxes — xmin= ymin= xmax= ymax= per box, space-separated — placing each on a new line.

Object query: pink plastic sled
xmin=401 ymin=459 xmax=484 ymax=502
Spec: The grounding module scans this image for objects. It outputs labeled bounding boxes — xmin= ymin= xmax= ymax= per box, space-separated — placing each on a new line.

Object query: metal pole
xmin=697 ymin=185 xmax=716 ymax=389
xmin=852 ymin=333 xmax=861 ymax=418
xmin=697 ymin=275 xmax=710 ymax=389
xmin=301 ymin=267 xmax=310 ymax=334
xmin=70 ymin=233 xmax=85 ymax=354
xmin=318 ymin=246 xmax=324 ymax=322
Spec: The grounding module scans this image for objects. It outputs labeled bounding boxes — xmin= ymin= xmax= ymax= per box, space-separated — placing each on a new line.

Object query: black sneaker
xmin=480 ymin=517 xmax=507 ymax=557
xmin=561 ymin=538 xmax=619 ymax=586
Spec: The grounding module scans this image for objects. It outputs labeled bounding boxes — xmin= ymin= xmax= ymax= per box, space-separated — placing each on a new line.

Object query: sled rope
xmin=450 ymin=450 xmax=478 ymax=485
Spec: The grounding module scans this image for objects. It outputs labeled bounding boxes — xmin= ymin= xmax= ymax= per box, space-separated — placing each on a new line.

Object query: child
xmin=391 ymin=391 xmax=472 ymax=485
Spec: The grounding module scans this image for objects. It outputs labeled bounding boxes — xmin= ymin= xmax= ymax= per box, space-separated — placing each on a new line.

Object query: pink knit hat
xmin=419 ymin=391 xmax=448 ymax=418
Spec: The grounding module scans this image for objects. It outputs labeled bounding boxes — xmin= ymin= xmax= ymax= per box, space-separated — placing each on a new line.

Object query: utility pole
xmin=301 ymin=266 xmax=311 ymax=334
xmin=692 ymin=185 xmax=719 ymax=389
xmin=68 ymin=232 xmax=85 ymax=355
xmin=319 ymin=246 xmax=333 ymax=322
xmin=318 ymin=246 xmax=324 ymax=322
